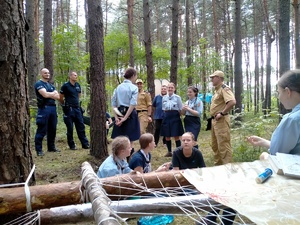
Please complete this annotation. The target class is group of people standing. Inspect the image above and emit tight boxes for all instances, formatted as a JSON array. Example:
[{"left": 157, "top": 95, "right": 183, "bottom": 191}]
[
  {"left": 34, "top": 68, "right": 89, "bottom": 156},
  {"left": 34, "top": 65, "right": 300, "bottom": 224}
]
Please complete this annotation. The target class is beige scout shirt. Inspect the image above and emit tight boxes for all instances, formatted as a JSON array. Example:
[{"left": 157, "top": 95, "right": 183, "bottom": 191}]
[
  {"left": 136, "top": 90, "right": 152, "bottom": 111},
  {"left": 210, "top": 83, "right": 235, "bottom": 116}
]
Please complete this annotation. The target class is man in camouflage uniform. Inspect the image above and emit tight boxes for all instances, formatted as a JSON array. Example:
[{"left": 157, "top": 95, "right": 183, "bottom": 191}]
[
  {"left": 136, "top": 79, "right": 152, "bottom": 134},
  {"left": 209, "top": 70, "right": 236, "bottom": 166}
]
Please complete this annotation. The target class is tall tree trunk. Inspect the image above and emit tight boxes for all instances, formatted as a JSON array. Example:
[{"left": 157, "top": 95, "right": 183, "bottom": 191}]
[
  {"left": 186, "top": 0, "right": 192, "bottom": 86},
  {"left": 234, "top": 0, "right": 242, "bottom": 114},
  {"left": 26, "top": 0, "right": 39, "bottom": 105},
  {"left": 87, "top": 0, "right": 108, "bottom": 159},
  {"left": 44, "top": 0, "right": 54, "bottom": 82},
  {"left": 84, "top": 0, "right": 90, "bottom": 84},
  {"left": 260, "top": 31, "right": 264, "bottom": 108},
  {"left": 253, "top": 0, "right": 259, "bottom": 114},
  {"left": 170, "top": 0, "right": 179, "bottom": 85},
  {"left": 263, "top": 0, "right": 275, "bottom": 113},
  {"left": 127, "top": 0, "right": 135, "bottom": 67},
  {"left": 104, "top": 0, "right": 108, "bottom": 36},
  {"left": 293, "top": 0, "right": 300, "bottom": 68},
  {"left": 143, "top": 0, "right": 155, "bottom": 133},
  {"left": 279, "top": 0, "right": 290, "bottom": 115},
  {"left": 212, "top": 0, "right": 220, "bottom": 53},
  {"left": 0, "top": 0, "right": 33, "bottom": 185}
]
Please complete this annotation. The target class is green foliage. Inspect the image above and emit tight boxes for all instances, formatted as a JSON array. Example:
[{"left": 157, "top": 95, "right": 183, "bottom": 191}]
[
  {"left": 231, "top": 111, "right": 279, "bottom": 162},
  {"left": 52, "top": 24, "right": 89, "bottom": 82}
]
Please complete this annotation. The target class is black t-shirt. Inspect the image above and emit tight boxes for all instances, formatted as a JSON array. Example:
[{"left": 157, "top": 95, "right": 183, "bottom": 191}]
[
  {"left": 172, "top": 146, "right": 206, "bottom": 170},
  {"left": 60, "top": 81, "right": 81, "bottom": 107},
  {"left": 34, "top": 80, "right": 56, "bottom": 107}
]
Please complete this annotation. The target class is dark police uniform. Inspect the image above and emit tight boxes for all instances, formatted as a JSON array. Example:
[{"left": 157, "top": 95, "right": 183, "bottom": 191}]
[
  {"left": 34, "top": 80, "right": 58, "bottom": 155},
  {"left": 60, "top": 81, "right": 89, "bottom": 149}
]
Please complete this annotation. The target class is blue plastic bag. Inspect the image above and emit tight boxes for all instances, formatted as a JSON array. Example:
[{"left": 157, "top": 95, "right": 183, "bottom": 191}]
[{"left": 137, "top": 215, "right": 174, "bottom": 225}]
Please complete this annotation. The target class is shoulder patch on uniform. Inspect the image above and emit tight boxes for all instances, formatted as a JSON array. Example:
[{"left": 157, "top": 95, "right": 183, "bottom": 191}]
[{"left": 222, "top": 84, "right": 231, "bottom": 92}]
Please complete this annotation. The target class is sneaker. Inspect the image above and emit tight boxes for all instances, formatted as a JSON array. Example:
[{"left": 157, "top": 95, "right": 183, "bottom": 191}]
[
  {"left": 37, "top": 151, "right": 44, "bottom": 156},
  {"left": 70, "top": 145, "right": 77, "bottom": 150},
  {"left": 164, "top": 152, "right": 172, "bottom": 157},
  {"left": 48, "top": 148, "right": 61, "bottom": 152},
  {"left": 82, "top": 144, "right": 90, "bottom": 149}
]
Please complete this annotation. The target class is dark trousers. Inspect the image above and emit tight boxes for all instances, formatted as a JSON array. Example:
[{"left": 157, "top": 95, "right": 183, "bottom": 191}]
[
  {"left": 63, "top": 107, "right": 89, "bottom": 148},
  {"left": 35, "top": 106, "right": 57, "bottom": 152},
  {"left": 154, "top": 119, "right": 166, "bottom": 145}
]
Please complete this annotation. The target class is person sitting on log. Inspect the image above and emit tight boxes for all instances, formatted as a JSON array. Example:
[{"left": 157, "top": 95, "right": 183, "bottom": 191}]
[
  {"left": 97, "top": 136, "right": 133, "bottom": 178},
  {"left": 129, "top": 133, "right": 171, "bottom": 173},
  {"left": 172, "top": 132, "right": 206, "bottom": 170}
]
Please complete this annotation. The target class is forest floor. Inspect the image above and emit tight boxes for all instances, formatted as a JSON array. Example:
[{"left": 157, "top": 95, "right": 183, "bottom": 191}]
[{"left": 32, "top": 113, "right": 274, "bottom": 225}]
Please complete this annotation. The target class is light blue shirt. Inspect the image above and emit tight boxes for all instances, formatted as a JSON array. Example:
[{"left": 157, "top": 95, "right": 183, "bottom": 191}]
[
  {"left": 184, "top": 97, "right": 203, "bottom": 117},
  {"left": 162, "top": 94, "right": 183, "bottom": 111},
  {"left": 112, "top": 79, "right": 138, "bottom": 107},
  {"left": 97, "top": 155, "right": 132, "bottom": 178},
  {"left": 269, "top": 103, "right": 300, "bottom": 155}
]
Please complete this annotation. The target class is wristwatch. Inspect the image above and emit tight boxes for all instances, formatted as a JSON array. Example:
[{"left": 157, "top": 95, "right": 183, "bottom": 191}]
[{"left": 220, "top": 112, "right": 228, "bottom": 116}]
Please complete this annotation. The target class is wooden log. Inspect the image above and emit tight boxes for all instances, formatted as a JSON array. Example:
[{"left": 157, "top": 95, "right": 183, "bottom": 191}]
[
  {"left": 40, "top": 195, "right": 219, "bottom": 224},
  {"left": 81, "top": 161, "right": 119, "bottom": 225},
  {"left": 0, "top": 163, "right": 191, "bottom": 215}
]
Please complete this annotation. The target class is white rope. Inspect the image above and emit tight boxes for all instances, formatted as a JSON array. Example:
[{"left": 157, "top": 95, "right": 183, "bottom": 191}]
[
  {"left": 0, "top": 164, "right": 36, "bottom": 213},
  {"left": 98, "top": 216, "right": 120, "bottom": 225}
]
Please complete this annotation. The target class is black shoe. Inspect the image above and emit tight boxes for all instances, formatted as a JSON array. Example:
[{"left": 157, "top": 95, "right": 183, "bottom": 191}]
[
  {"left": 48, "top": 148, "right": 61, "bottom": 152},
  {"left": 70, "top": 145, "right": 77, "bottom": 150},
  {"left": 37, "top": 151, "right": 44, "bottom": 156},
  {"left": 82, "top": 144, "right": 90, "bottom": 149}
]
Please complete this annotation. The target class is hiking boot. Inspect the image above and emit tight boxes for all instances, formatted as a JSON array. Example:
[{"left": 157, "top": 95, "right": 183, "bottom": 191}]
[
  {"left": 37, "top": 151, "right": 44, "bottom": 156},
  {"left": 82, "top": 144, "right": 90, "bottom": 149},
  {"left": 48, "top": 148, "right": 61, "bottom": 152},
  {"left": 70, "top": 145, "right": 77, "bottom": 150},
  {"left": 164, "top": 152, "right": 172, "bottom": 157}
]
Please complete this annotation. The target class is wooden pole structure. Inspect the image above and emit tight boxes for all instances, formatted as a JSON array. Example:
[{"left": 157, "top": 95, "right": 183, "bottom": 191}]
[
  {"left": 0, "top": 162, "right": 191, "bottom": 215},
  {"left": 81, "top": 161, "right": 120, "bottom": 225},
  {"left": 40, "top": 195, "right": 218, "bottom": 224}
]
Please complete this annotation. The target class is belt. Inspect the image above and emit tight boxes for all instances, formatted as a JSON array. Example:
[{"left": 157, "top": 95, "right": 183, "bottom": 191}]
[
  {"left": 136, "top": 110, "right": 147, "bottom": 113},
  {"left": 165, "top": 110, "right": 178, "bottom": 112}
]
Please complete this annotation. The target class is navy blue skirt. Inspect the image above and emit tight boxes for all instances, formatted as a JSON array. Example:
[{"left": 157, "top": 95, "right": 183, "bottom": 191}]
[
  {"left": 111, "top": 109, "right": 140, "bottom": 141},
  {"left": 160, "top": 111, "right": 184, "bottom": 137},
  {"left": 184, "top": 115, "right": 201, "bottom": 141}
]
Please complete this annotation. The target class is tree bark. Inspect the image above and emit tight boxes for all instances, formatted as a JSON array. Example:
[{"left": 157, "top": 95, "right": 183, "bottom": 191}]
[
  {"left": 0, "top": 0, "right": 33, "bottom": 185},
  {"left": 26, "top": 0, "right": 39, "bottom": 105},
  {"left": 170, "top": 0, "right": 179, "bottom": 85},
  {"left": 87, "top": 0, "right": 108, "bottom": 158},
  {"left": 279, "top": 0, "right": 290, "bottom": 115},
  {"left": 234, "top": 0, "right": 242, "bottom": 114},
  {"left": 293, "top": 0, "right": 300, "bottom": 68},
  {"left": 186, "top": 0, "right": 192, "bottom": 86},
  {"left": 127, "top": 0, "right": 135, "bottom": 67},
  {"left": 0, "top": 169, "right": 190, "bottom": 215},
  {"left": 143, "top": 0, "right": 155, "bottom": 133},
  {"left": 44, "top": 0, "right": 54, "bottom": 82},
  {"left": 263, "top": 0, "right": 275, "bottom": 113}
]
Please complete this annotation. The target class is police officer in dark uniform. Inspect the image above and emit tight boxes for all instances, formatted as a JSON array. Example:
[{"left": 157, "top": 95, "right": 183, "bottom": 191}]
[
  {"left": 34, "top": 68, "right": 61, "bottom": 156},
  {"left": 59, "top": 71, "right": 89, "bottom": 150}
]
